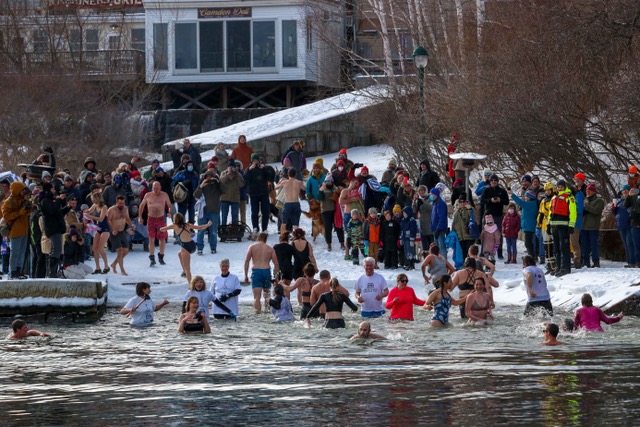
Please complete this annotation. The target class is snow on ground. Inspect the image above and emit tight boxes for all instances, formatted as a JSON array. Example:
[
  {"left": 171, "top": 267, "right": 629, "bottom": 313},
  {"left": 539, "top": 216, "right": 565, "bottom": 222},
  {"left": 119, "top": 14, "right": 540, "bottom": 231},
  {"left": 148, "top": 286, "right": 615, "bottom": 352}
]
[{"left": 101, "top": 144, "right": 640, "bottom": 314}]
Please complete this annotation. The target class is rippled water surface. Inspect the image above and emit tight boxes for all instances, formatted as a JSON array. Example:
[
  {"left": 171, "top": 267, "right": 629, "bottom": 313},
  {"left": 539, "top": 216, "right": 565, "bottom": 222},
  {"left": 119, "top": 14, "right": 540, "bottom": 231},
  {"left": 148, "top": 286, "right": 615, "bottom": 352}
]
[{"left": 2, "top": 304, "right": 640, "bottom": 426}]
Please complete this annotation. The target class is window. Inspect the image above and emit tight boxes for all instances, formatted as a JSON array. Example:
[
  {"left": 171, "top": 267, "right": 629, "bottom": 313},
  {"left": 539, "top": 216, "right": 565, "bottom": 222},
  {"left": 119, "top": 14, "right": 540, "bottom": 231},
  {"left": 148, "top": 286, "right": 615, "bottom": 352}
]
[
  {"left": 33, "top": 29, "right": 49, "bottom": 53},
  {"left": 226, "top": 20, "right": 250, "bottom": 71},
  {"left": 199, "top": 21, "right": 223, "bottom": 72},
  {"left": 131, "top": 28, "right": 145, "bottom": 51},
  {"left": 69, "top": 29, "right": 81, "bottom": 52},
  {"left": 252, "top": 21, "right": 275, "bottom": 68},
  {"left": 85, "top": 29, "right": 99, "bottom": 51},
  {"left": 175, "top": 23, "right": 197, "bottom": 70},
  {"left": 282, "top": 20, "right": 297, "bottom": 68},
  {"left": 108, "top": 35, "right": 121, "bottom": 50},
  {"left": 153, "top": 23, "right": 168, "bottom": 70},
  {"left": 306, "top": 17, "right": 312, "bottom": 50}
]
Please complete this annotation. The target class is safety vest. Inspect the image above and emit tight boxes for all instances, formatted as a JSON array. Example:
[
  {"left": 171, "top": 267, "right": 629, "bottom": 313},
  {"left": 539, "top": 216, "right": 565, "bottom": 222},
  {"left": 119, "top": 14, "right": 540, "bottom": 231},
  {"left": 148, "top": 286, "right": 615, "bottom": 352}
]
[{"left": 549, "top": 190, "right": 577, "bottom": 227}]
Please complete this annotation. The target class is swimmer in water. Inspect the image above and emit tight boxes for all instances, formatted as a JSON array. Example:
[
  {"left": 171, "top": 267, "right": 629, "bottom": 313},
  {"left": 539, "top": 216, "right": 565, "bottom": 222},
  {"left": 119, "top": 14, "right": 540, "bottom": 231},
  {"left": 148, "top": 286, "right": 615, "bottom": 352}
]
[
  {"left": 179, "top": 296, "right": 211, "bottom": 334},
  {"left": 7, "top": 319, "right": 50, "bottom": 340},
  {"left": 423, "top": 275, "right": 467, "bottom": 327},
  {"left": 350, "top": 321, "right": 386, "bottom": 340},
  {"left": 540, "top": 323, "right": 565, "bottom": 346},
  {"left": 465, "top": 277, "right": 494, "bottom": 325},
  {"left": 306, "top": 278, "right": 358, "bottom": 329}
]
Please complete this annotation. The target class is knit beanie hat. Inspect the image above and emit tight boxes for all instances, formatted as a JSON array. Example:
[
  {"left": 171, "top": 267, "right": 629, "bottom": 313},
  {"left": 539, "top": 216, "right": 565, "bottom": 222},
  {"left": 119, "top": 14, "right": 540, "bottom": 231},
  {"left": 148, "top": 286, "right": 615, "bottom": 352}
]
[{"left": 393, "top": 204, "right": 402, "bottom": 215}]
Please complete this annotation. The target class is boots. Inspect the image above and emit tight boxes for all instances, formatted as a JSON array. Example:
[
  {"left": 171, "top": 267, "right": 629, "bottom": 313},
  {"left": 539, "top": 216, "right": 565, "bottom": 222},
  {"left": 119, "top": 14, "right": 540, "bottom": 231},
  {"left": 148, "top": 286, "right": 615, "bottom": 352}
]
[
  {"left": 47, "top": 257, "right": 59, "bottom": 278},
  {"left": 327, "top": 243, "right": 332, "bottom": 252},
  {"left": 593, "top": 260, "right": 600, "bottom": 268},
  {"left": 149, "top": 255, "right": 156, "bottom": 267},
  {"left": 539, "top": 256, "right": 545, "bottom": 265},
  {"left": 158, "top": 253, "right": 166, "bottom": 265}
]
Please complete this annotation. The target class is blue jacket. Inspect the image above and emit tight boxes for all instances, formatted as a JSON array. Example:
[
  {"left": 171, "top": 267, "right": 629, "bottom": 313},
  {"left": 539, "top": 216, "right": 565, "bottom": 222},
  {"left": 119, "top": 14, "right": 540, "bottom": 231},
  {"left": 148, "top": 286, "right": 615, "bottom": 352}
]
[
  {"left": 400, "top": 206, "right": 418, "bottom": 240},
  {"left": 306, "top": 173, "right": 326, "bottom": 201},
  {"left": 172, "top": 170, "right": 199, "bottom": 203},
  {"left": 431, "top": 197, "right": 448, "bottom": 234},
  {"left": 510, "top": 194, "right": 538, "bottom": 232},
  {"left": 574, "top": 187, "right": 585, "bottom": 229},
  {"left": 445, "top": 230, "right": 464, "bottom": 269},
  {"left": 612, "top": 198, "right": 631, "bottom": 231},
  {"left": 475, "top": 179, "right": 489, "bottom": 197}
]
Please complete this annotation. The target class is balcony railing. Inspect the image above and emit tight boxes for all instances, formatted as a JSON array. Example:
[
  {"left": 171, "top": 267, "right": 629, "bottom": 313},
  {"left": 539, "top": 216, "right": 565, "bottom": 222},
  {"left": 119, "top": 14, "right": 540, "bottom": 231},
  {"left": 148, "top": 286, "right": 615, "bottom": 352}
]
[{"left": 0, "top": 50, "right": 145, "bottom": 79}]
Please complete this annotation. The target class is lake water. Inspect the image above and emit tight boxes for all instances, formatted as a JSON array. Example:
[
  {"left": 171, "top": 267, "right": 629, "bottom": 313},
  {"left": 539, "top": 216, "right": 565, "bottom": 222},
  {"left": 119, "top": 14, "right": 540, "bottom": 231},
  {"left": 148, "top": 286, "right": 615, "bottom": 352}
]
[{"left": 2, "top": 302, "right": 640, "bottom": 426}]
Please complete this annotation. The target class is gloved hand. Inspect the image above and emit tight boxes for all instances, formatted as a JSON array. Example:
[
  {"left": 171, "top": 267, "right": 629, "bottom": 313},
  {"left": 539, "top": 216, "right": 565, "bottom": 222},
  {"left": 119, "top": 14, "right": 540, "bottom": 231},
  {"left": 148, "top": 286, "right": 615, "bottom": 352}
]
[
  {"left": 354, "top": 162, "right": 364, "bottom": 169},
  {"left": 219, "top": 293, "right": 229, "bottom": 302},
  {"left": 569, "top": 227, "right": 574, "bottom": 235}
]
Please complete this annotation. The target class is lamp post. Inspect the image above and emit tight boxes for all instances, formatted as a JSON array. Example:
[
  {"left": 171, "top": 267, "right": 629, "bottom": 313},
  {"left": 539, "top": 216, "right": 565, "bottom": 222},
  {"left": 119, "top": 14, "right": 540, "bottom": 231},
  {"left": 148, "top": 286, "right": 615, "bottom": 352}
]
[{"left": 412, "top": 45, "right": 429, "bottom": 159}]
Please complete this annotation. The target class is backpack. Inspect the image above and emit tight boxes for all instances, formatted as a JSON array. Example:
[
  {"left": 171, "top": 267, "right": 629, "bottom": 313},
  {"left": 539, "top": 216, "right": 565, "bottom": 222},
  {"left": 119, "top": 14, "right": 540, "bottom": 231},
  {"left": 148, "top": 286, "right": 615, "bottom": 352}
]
[
  {"left": 173, "top": 182, "right": 188, "bottom": 203},
  {"left": 468, "top": 208, "right": 480, "bottom": 239},
  {"left": 0, "top": 217, "right": 11, "bottom": 237}
]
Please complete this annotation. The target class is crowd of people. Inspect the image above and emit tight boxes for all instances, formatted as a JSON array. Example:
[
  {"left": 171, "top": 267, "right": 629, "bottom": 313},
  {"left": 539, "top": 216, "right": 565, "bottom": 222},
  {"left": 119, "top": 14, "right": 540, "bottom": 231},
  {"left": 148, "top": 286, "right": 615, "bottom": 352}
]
[{"left": 1, "top": 138, "right": 635, "bottom": 340}]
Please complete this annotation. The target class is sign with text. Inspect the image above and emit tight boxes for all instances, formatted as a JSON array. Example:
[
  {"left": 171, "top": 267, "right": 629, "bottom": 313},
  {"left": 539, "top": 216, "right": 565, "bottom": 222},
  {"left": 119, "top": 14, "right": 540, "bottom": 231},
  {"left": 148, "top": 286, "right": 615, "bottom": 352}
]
[
  {"left": 198, "top": 7, "right": 252, "bottom": 19},
  {"left": 48, "top": 0, "right": 143, "bottom": 8}
]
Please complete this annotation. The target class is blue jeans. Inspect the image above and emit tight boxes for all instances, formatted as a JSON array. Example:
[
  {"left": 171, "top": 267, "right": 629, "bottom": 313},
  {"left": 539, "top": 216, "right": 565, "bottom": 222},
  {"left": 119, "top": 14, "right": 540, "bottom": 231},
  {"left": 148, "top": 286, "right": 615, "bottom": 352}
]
[
  {"left": 130, "top": 218, "right": 149, "bottom": 246},
  {"left": 506, "top": 237, "right": 517, "bottom": 256},
  {"left": 435, "top": 232, "right": 446, "bottom": 260},
  {"left": 401, "top": 237, "right": 414, "bottom": 262},
  {"left": 535, "top": 228, "right": 544, "bottom": 257},
  {"left": 220, "top": 201, "right": 239, "bottom": 225},
  {"left": 250, "top": 193, "right": 271, "bottom": 232},
  {"left": 619, "top": 228, "right": 636, "bottom": 265},
  {"left": 197, "top": 212, "right": 219, "bottom": 251},
  {"left": 631, "top": 227, "right": 640, "bottom": 265},
  {"left": 580, "top": 229, "right": 600, "bottom": 266},
  {"left": 9, "top": 235, "right": 28, "bottom": 276}
]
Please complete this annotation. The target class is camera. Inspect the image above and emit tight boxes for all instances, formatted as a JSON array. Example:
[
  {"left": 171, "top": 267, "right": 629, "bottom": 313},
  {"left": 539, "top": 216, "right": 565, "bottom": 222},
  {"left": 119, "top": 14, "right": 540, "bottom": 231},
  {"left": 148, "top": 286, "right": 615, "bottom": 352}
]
[{"left": 231, "top": 166, "right": 238, "bottom": 173}]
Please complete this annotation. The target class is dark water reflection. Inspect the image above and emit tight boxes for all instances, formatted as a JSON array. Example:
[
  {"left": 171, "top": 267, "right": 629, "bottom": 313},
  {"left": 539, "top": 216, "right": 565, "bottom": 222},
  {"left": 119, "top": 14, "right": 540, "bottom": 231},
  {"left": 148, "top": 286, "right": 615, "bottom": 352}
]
[{"left": 1, "top": 305, "right": 640, "bottom": 426}]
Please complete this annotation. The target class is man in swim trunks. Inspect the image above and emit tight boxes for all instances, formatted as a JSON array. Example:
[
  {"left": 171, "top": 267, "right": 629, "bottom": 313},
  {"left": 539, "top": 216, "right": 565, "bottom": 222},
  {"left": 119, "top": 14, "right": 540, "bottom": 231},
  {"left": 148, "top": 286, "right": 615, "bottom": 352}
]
[
  {"left": 244, "top": 232, "right": 280, "bottom": 314},
  {"left": 354, "top": 257, "right": 389, "bottom": 318},
  {"left": 274, "top": 168, "right": 306, "bottom": 234},
  {"left": 350, "top": 321, "right": 386, "bottom": 340},
  {"left": 139, "top": 181, "right": 172, "bottom": 267},
  {"left": 108, "top": 195, "right": 135, "bottom": 276}
]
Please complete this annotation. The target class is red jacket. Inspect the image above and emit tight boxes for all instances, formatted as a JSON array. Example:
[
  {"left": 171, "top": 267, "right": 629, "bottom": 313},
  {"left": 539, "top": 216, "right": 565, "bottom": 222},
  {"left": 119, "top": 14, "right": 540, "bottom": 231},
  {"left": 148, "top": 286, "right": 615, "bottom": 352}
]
[
  {"left": 502, "top": 212, "right": 521, "bottom": 239},
  {"left": 385, "top": 286, "right": 426, "bottom": 320}
]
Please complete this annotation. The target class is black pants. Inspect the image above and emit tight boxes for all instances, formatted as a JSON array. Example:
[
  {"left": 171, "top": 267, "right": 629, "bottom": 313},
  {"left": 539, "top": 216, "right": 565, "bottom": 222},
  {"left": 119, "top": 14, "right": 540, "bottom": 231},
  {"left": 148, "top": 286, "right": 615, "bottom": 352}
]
[
  {"left": 250, "top": 193, "right": 271, "bottom": 232},
  {"left": 383, "top": 244, "right": 398, "bottom": 268},
  {"left": 321, "top": 210, "right": 344, "bottom": 245},
  {"left": 524, "top": 299, "right": 553, "bottom": 316},
  {"left": 523, "top": 231, "right": 535, "bottom": 258},
  {"left": 552, "top": 225, "right": 571, "bottom": 272}
]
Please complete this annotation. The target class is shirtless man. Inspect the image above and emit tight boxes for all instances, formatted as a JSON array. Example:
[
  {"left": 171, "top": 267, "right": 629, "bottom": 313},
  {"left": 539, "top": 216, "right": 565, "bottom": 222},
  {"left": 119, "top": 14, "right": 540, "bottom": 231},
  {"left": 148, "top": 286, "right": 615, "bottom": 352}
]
[
  {"left": 7, "top": 319, "right": 49, "bottom": 339},
  {"left": 244, "top": 232, "right": 280, "bottom": 314},
  {"left": 309, "top": 270, "right": 349, "bottom": 318},
  {"left": 350, "top": 321, "right": 386, "bottom": 340},
  {"left": 139, "top": 181, "right": 172, "bottom": 267},
  {"left": 108, "top": 195, "right": 135, "bottom": 275},
  {"left": 275, "top": 168, "right": 305, "bottom": 234},
  {"left": 540, "top": 323, "right": 565, "bottom": 346}
]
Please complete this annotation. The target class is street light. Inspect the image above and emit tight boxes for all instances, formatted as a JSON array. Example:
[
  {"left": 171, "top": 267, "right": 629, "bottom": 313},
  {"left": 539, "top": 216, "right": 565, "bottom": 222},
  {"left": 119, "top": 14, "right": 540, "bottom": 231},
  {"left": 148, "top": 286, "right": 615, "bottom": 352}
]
[{"left": 412, "top": 45, "right": 429, "bottom": 158}]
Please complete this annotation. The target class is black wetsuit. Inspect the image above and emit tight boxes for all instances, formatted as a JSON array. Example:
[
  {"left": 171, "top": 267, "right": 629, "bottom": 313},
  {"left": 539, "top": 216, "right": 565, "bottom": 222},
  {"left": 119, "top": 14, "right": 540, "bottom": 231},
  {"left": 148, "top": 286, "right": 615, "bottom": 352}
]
[{"left": 306, "top": 291, "right": 358, "bottom": 329}]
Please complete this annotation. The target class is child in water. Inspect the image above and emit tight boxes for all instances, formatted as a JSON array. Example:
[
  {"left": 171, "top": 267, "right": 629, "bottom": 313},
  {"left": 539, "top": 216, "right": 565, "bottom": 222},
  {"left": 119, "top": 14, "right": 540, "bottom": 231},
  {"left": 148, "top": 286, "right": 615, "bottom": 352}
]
[{"left": 269, "top": 283, "right": 295, "bottom": 322}]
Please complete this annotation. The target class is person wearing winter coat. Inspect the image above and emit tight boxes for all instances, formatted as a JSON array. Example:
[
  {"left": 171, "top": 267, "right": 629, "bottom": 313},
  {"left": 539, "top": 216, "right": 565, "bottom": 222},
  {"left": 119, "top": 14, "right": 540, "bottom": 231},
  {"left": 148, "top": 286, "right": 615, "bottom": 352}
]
[
  {"left": 612, "top": 184, "right": 635, "bottom": 268},
  {"left": 318, "top": 175, "right": 344, "bottom": 251},
  {"left": 194, "top": 170, "right": 222, "bottom": 254},
  {"left": 509, "top": 189, "right": 539, "bottom": 258},
  {"left": 219, "top": 159, "right": 245, "bottom": 226},
  {"left": 284, "top": 140, "right": 306, "bottom": 181},
  {"left": 103, "top": 173, "right": 132, "bottom": 208},
  {"left": 306, "top": 160, "right": 326, "bottom": 201},
  {"left": 363, "top": 208, "right": 381, "bottom": 268},
  {"left": 244, "top": 154, "right": 274, "bottom": 233},
  {"left": 230, "top": 134, "right": 253, "bottom": 173},
  {"left": 451, "top": 178, "right": 475, "bottom": 208},
  {"left": 418, "top": 159, "right": 440, "bottom": 191},
  {"left": 430, "top": 187, "right": 448, "bottom": 257},
  {"left": 412, "top": 185, "right": 433, "bottom": 252},
  {"left": 395, "top": 179, "right": 415, "bottom": 209},
  {"left": 479, "top": 174, "right": 509, "bottom": 259},
  {"left": 40, "top": 182, "right": 72, "bottom": 278},
  {"left": 400, "top": 206, "right": 418, "bottom": 270},
  {"left": 502, "top": 203, "right": 521, "bottom": 264},
  {"left": 380, "top": 210, "right": 401, "bottom": 269},
  {"left": 346, "top": 209, "right": 365, "bottom": 265},
  {"left": 62, "top": 227, "right": 93, "bottom": 279},
  {"left": 538, "top": 182, "right": 556, "bottom": 273},
  {"left": 479, "top": 215, "right": 502, "bottom": 261},
  {"left": 172, "top": 160, "right": 200, "bottom": 224},
  {"left": 571, "top": 172, "right": 587, "bottom": 268},
  {"left": 2, "top": 181, "right": 32, "bottom": 279},
  {"left": 474, "top": 168, "right": 492, "bottom": 197},
  {"left": 581, "top": 183, "right": 605, "bottom": 268},
  {"left": 451, "top": 194, "right": 476, "bottom": 260}
]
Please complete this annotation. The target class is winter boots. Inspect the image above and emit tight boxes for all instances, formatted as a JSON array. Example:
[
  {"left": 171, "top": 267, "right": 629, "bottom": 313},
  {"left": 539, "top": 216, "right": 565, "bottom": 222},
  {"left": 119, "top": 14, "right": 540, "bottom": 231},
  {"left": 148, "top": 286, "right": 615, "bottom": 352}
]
[
  {"left": 149, "top": 255, "right": 156, "bottom": 267},
  {"left": 158, "top": 253, "right": 166, "bottom": 265}
]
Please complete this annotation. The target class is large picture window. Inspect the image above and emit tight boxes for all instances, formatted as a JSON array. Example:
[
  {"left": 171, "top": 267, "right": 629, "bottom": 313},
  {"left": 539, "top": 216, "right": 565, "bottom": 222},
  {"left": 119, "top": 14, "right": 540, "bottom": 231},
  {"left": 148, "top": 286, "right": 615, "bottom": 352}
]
[
  {"left": 252, "top": 21, "right": 275, "bottom": 68},
  {"left": 200, "top": 21, "right": 223, "bottom": 72},
  {"left": 131, "top": 28, "right": 145, "bottom": 51},
  {"left": 153, "top": 23, "right": 168, "bottom": 70},
  {"left": 226, "top": 20, "right": 250, "bottom": 72},
  {"left": 175, "top": 23, "right": 197, "bottom": 70},
  {"left": 282, "top": 20, "right": 297, "bottom": 68}
]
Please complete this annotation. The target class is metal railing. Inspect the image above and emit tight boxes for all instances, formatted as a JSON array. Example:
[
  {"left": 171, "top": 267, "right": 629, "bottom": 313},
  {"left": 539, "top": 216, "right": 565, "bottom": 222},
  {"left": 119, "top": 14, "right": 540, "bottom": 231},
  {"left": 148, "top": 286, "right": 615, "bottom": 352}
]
[{"left": 0, "top": 50, "right": 145, "bottom": 78}]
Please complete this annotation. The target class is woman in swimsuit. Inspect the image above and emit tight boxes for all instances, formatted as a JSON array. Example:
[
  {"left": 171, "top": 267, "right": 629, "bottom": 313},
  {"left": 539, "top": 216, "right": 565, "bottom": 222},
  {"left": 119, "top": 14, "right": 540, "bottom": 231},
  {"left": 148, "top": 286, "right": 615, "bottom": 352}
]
[
  {"left": 465, "top": 277, "right": 494, "bottom": 325},
  {"left": 306, "top": 278, "right": 358, "bottom": 329},
  {"left": 85, "top": 193, "right": 110, "bottom": 274},
  {"left": 424, "top": 275, "right": 467, "bottom": 327},
  {"left": 291, "top": 228, "right": 317, "bottom": 279},
  {"left": 283, "top": 263, "right": 319, "bottom": 319},
  {"left": 179, "top": 296, "right": 211, "bottom": 334},
  {"left": 160, "top": 213, "right": 211, "bottom": 284},
  {"left": 451, "top": 257, "right": 494, "bottom": 318}
]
